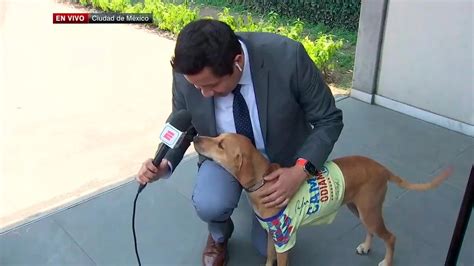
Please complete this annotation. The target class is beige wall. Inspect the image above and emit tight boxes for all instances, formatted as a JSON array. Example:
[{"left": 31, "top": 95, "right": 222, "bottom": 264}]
[{"left": 377, "top": 0, "right": 473, "bottom": 125}]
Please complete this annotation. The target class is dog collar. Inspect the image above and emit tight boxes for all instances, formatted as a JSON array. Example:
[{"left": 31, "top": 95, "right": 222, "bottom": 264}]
[
  {"left": 244, "top": 178, "right": 265, "bottom": 193},
  {"left": 244, "top": 165, "right": 272, "bottom": 193}
]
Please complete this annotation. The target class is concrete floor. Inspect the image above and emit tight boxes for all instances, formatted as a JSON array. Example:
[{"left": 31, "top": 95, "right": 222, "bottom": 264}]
[
  {"left": 1, "top": 1, "right": 473, "bottom": 265},
  {"left": 1, "top": 97, "right": 473, "bottom": 265}
]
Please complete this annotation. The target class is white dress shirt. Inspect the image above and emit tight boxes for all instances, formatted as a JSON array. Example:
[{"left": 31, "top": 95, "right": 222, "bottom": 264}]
[{"left": 214, "top": 40, "right": 267, "bottom": 157}]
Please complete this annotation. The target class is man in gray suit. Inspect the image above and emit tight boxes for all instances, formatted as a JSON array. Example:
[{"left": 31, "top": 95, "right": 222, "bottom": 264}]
[{"left": 137, "top": 19, "right": 343, "bottom": 266}]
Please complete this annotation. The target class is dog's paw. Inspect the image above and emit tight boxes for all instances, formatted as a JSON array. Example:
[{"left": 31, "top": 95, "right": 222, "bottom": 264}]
[
  {"left": 378, "top": 259, "right": 388, "bottom": 266},
  {"left": 355, "top": 243, "right": 370, "bottom": 255}
]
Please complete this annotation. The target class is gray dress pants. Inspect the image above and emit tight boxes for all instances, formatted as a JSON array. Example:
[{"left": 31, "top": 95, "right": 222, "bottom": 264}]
[{"left": 192, "top": 159, "right": 267, "bottom": 256}]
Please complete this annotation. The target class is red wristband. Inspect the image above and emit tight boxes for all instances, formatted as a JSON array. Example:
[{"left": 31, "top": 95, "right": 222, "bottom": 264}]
[{"left": 296, "top": 158, "right": 308, "bottom": 167}]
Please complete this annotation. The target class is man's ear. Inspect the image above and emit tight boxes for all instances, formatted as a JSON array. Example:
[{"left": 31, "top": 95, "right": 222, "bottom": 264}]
[
  {"left": 234, "top": 53, "right": 243, "bottom": 63},
  {"left": 234, "top": 54, "right": 243, "bottom": 71}
]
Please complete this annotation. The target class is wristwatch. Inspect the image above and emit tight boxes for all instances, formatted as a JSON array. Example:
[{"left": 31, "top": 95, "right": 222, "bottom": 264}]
[{"left": 296, "top": 158, "right": 317, "bottom": 176}]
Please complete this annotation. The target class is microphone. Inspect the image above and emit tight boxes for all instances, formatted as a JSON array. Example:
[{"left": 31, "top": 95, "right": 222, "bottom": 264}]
[
  {"left": 138, "top": 110, "right": 193, "bottom": 193},
  {"left": 132, "top": 111, "right": 195, "bottom": 266}
]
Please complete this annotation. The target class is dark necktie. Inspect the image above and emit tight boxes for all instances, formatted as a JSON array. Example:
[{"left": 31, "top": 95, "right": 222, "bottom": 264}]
[{"left": 233, "top": 84, "right": 255, "bottom": 146}]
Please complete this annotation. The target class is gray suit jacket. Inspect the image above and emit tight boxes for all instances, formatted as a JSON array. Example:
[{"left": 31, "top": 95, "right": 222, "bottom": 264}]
[{"left": 165, "top": 32, "right": 343, "bottom": 170}]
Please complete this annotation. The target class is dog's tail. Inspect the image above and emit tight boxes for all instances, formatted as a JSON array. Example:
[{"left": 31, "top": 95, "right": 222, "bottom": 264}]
[{"left": 388, "top": 166, "right": 453, "bottom": 191}]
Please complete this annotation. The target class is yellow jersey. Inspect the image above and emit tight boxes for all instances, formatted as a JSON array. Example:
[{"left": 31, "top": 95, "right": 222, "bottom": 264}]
[{"left": 256, "top": 161, "right": 345, "bottom": 253}]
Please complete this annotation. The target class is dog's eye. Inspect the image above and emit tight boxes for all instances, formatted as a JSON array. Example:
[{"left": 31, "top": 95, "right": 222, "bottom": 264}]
[{"left": 218, "top": 140, "right": 223, "bottom": 149}]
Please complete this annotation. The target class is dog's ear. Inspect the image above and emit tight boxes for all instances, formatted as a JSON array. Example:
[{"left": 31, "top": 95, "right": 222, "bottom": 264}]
[
  {"left": 235, "top": 153, "right": 255, "bottom": 185},
  {"left": 234, "top": 153, "right": 243, "bottom": 171}
]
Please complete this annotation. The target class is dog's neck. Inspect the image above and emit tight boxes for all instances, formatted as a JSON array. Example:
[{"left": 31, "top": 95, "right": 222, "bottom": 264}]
[
  {"left": 239, "top": 151, "right": 270, "bottom": 191},
  {"left": 241, "top": 153, "right": 283, "bottom": 219},
  {"left": 243, "top": 166, "right": 271, "bottom": 193}
]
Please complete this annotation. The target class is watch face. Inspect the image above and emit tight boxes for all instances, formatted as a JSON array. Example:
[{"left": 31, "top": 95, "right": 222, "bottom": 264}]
[{"left": 305, "top": 162, "right": 317, "bottom": 176}]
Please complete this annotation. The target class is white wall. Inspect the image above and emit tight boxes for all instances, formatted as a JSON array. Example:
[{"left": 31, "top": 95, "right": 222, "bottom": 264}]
[{"left": 377, "top": 0, "right": 473, "bottom": 125}]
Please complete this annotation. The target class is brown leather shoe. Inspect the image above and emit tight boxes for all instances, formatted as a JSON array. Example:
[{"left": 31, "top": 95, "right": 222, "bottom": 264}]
[{"left": 202, "top": 234, "right": 228, "bottom": 266}]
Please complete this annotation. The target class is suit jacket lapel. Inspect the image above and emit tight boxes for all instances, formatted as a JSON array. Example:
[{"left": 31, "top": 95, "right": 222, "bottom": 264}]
[
  {"left": 188, "top": 85, "right": 217, "bottom": 137},
  {"left": 198, "top": 97, "right": 217, "bottom": 137},
  {"left": 204, "top": 97, "right": 217, "bottom": 136},
  {"left": 241, "top": 35, "right": 269, "bottom": 146}
]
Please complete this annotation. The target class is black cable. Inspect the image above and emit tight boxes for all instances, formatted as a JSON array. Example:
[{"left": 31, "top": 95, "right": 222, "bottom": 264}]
[
  {"left": 133, "top": 183, "right": 147, "bottom": 266},
  {"left": 131, "top": 125, "right": 196, "bottom": 266}
]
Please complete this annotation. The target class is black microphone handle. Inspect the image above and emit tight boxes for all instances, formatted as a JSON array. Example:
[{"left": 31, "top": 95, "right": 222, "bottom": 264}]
[
  {"left": 152, "top": 143, "right": 170, "bottom": 166},
  {"left": 138, "top": 143, "right": 170, "bottom": 192},
  {"left": 138, "top": 126, "right": 197, "bottom": 193}
]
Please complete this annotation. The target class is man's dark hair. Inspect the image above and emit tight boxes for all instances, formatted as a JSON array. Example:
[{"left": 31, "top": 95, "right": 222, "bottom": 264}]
[{"left": 171, "top": 19, "right": 242, "bottom": 77}]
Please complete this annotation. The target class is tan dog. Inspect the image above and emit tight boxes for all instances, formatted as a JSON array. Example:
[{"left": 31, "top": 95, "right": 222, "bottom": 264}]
[{"left": 193, "top": 133, "right": 452, "bottom": 266}]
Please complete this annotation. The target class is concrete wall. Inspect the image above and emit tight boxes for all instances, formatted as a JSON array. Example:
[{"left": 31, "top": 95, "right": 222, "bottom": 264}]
[
  {"left": 377, "top": 0, "right": 473, "bottom": 125},
  {"left": 352, "top": 0, "right": 387, "bottom": 99}
]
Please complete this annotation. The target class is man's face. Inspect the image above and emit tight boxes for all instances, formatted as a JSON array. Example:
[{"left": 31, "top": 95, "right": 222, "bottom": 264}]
[{"left": 184, "top": 57, "right": 243, "bottom": 97}]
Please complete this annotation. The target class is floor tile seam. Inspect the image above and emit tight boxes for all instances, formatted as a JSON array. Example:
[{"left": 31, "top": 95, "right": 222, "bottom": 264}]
[
  {"left": 0, "top": 177, "right": 135, "bottom": 235},
  {"left": 384, "top": 190, "right": 410, "bottom": 208},
  {"left": 366, "top": 146, "right": 456, "bottom": 184},
  {"left": 457, "top": 142, "right": 474, "bottom": 154},
  {"left": 428, "top": 143, "right": 473, "bottom": 175},
  {"left": 424, "top": 147, "right": 471, "bottom": 193},
  {"left": 333, "top": 222, "right": 363, "bottom": 242},
  {"left": 383, "top": 180, "right": 461, "bottom": 207},
  {"left": 161, "top": 179, "right": 195, "bottom": 203},
  {"left": 52, "top": 218, "right": 97, "bottom": 265},
  {"left": 443, "top": 180, "right": 468, "bottom": 193},
  {"left": 1, "top": 155, "right": 199, "bottom": 234}
]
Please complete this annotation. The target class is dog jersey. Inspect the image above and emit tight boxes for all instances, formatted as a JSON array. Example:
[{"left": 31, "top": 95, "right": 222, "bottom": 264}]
[{"left": 256, "top": 161, "right": 345, "bottom": 253}]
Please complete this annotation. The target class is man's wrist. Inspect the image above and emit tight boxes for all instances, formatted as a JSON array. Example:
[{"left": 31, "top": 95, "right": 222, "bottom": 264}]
[
  {"left": 293, "top": 163, "right": 310, "bottom": 181},
  {"left": 160, "top": 161, "right": 173, "bottom": 180},
  {"left": 298, "top": 168, "right": 310, "bottom": 181},
  {"left": 295, "top": 158, "right": 317, "bottom": 177}
]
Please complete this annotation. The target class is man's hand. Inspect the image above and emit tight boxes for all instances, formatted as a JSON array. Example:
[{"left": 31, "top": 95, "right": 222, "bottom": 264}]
[
  {"left": 255, "top": 165, "right": 308, "bottom": 208},
  {"left": 136, "top": 158, "right": 170, "bottom": 185}
]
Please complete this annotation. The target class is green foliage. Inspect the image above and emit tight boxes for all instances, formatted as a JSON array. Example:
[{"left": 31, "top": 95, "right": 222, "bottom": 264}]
[
  {"left": 217, "top": 8, "right": 342, "bottom": 76},
  {"left": 276, "top": 19, "right": 304, "bottom": 41},
  {"left": 142, "top": 0, "right": 165, "bottom": 27},
  {"left": 79, "top": 0, "right": 89, "bottom": 6},
  {"left": 159, "top": 3, "right": 198, "bottom": 34},
  {"left": 226, "top": 0, "right": 360, "bottom": 31},
  {"left": 108, "top": 0, "right": 131, "bottom": 12},
  {"left": 78, "top": 0, "right": 346, "bottom": 80},
  {"left": 96, "top": 0, "right": 111, "bottom": 11},
  {"left": 301, "top": 35, "right": 343, "bottom": 76},
  {"left": 123, "top": 2, "right": 144, "bottom": 13},
  {"left": 89, "top": 0, "right": 99, "bottom": 8},
  {"left": 141, "top": 0, "right": 198, "bottom": 33}
]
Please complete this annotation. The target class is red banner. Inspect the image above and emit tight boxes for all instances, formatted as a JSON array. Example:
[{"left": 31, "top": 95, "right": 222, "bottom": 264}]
[{"left": 53, "top": 13, "right": 89, "bottom": 24}]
